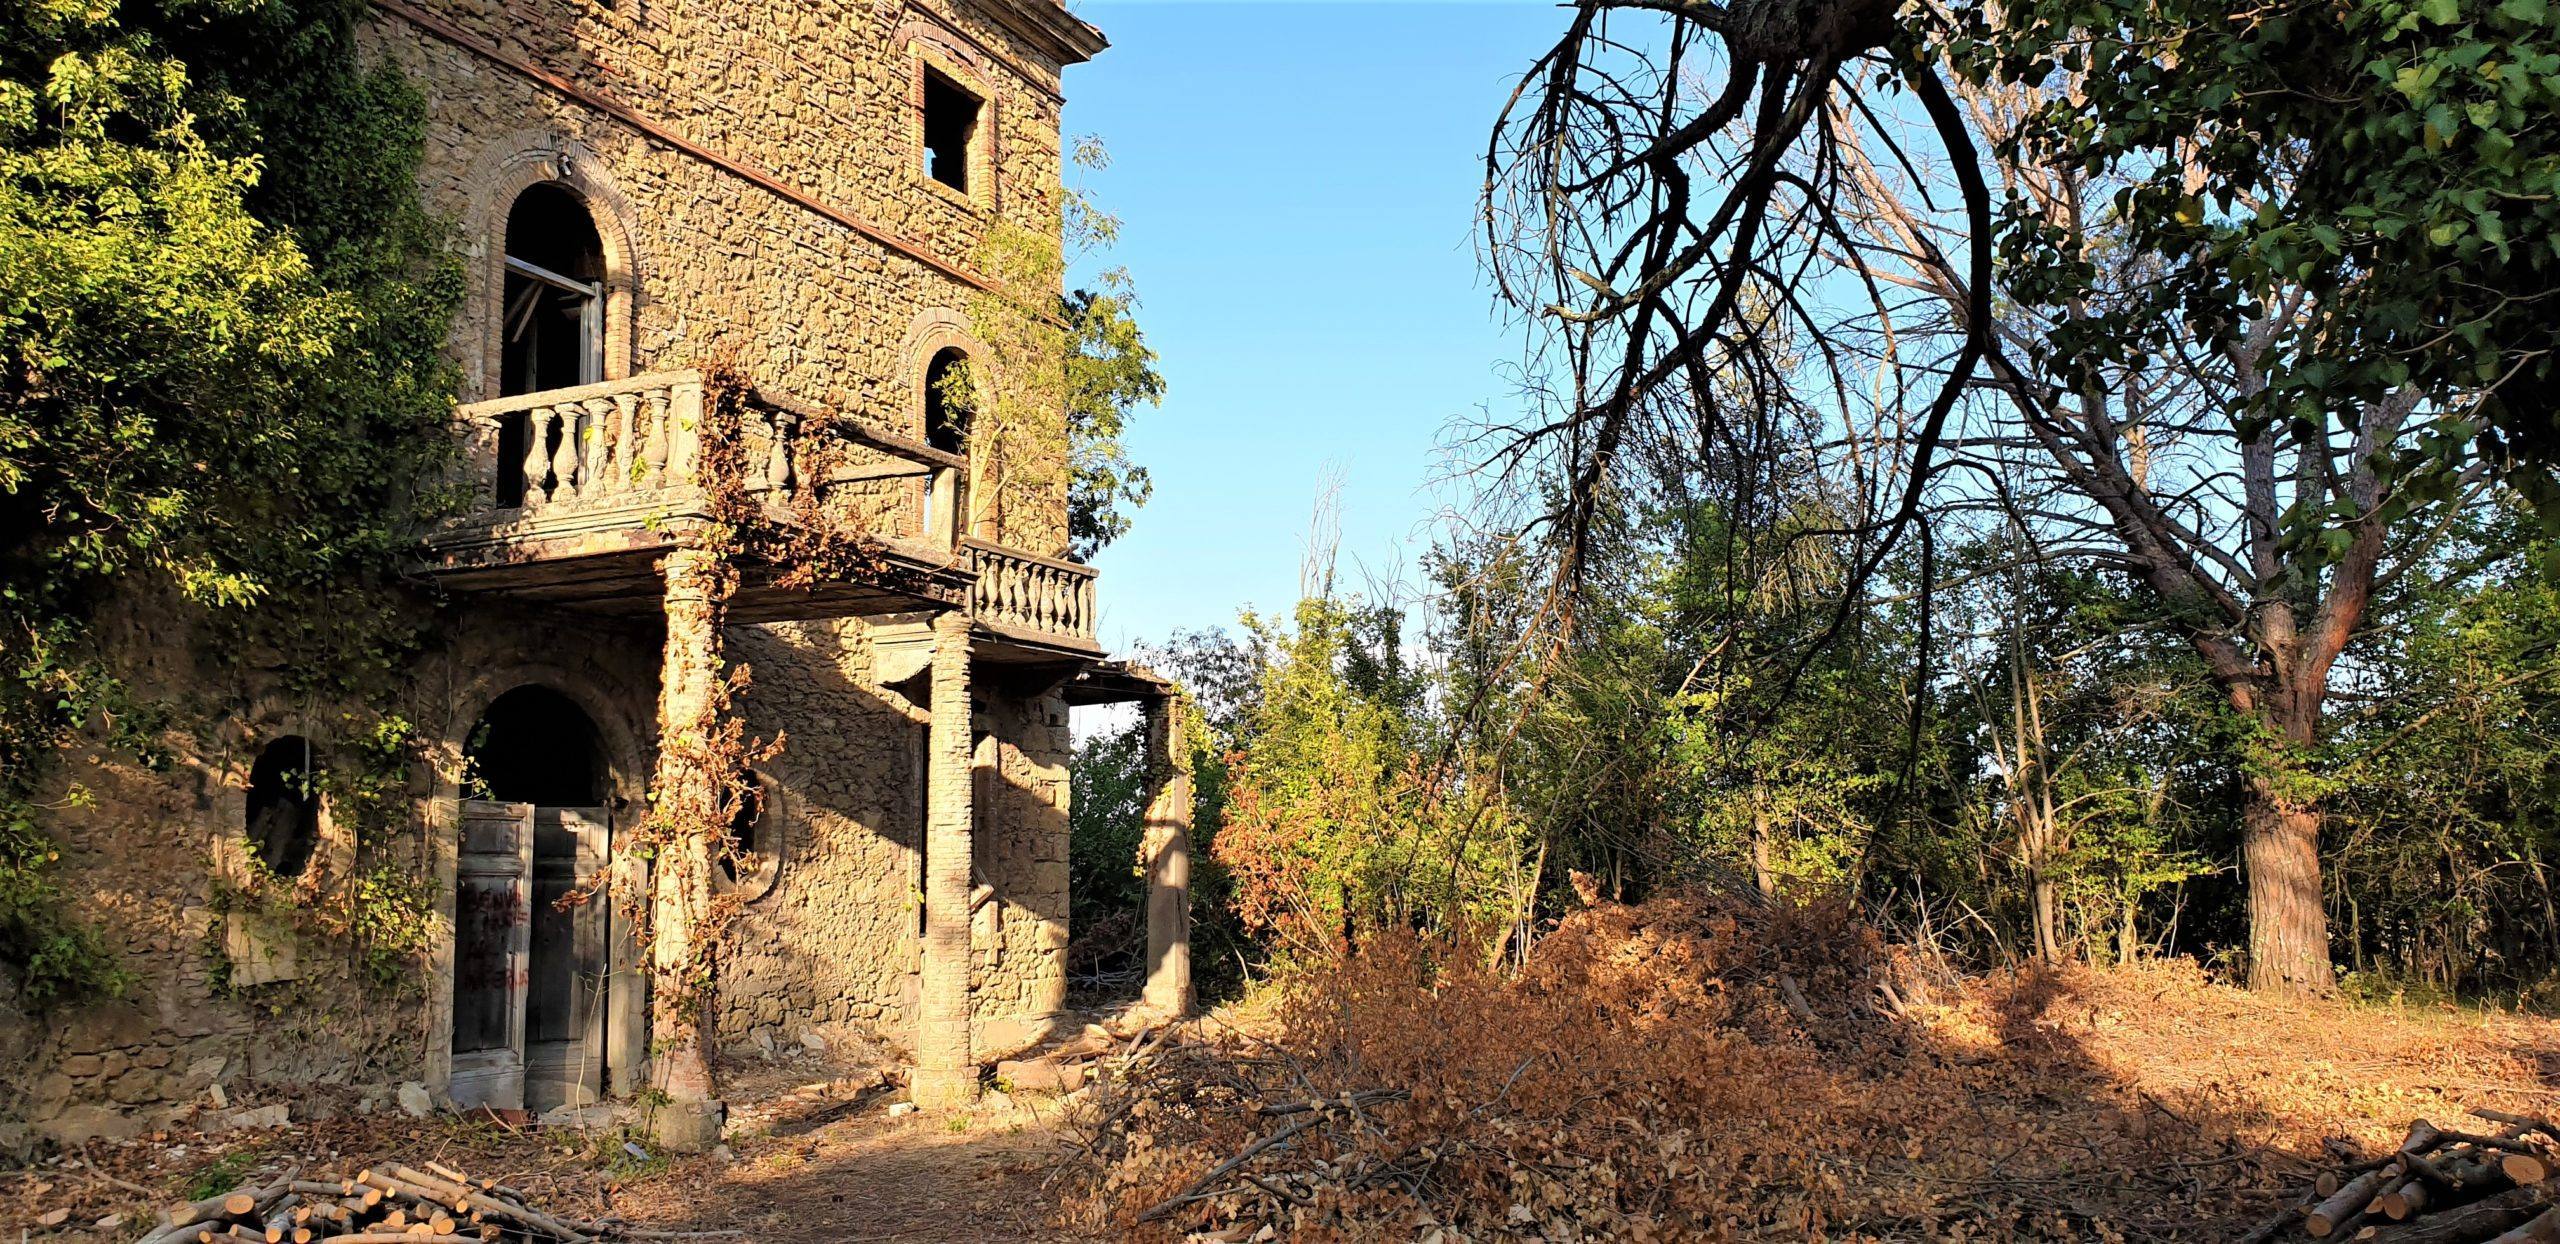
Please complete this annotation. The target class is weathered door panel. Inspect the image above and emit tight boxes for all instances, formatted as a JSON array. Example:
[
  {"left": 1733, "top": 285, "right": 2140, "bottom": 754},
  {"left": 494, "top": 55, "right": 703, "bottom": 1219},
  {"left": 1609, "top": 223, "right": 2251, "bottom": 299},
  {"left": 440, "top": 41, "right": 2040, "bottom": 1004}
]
[
  {"left": 451, "top": 800, "right": 534, "bottom": 1111},
  {"left": 527, "top": 806, "right": 610, "bottom": 1112}
]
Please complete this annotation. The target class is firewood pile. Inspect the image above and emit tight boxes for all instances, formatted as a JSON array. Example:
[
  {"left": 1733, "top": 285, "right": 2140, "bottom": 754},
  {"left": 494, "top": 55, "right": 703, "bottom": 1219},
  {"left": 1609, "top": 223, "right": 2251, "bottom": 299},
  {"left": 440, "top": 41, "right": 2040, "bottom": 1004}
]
[
  {"left": 130, "top": 1160, "right": 705, "bottom": 1244},
  {"left": 2244, "top": 1109, "right": 2560, "bottom": 1242}
]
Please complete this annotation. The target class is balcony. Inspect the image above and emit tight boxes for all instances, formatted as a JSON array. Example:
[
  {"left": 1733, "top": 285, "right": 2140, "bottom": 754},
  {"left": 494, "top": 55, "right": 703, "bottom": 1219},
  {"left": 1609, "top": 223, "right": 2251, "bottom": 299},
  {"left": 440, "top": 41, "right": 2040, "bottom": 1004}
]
[{"left": 417, "top": 371, "right": 1101, "bottom": 660}]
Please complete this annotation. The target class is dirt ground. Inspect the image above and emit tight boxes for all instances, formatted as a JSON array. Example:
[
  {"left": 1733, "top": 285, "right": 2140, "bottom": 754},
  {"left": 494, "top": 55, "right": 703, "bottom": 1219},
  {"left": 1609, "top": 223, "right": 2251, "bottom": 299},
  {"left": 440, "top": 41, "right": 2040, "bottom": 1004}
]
[
  {"left": 0, "top": 1042, "right": 1090, "bottom": 1244},
  {"left": 15, "top": 966, "right": 2560, "bottom": 1242}
]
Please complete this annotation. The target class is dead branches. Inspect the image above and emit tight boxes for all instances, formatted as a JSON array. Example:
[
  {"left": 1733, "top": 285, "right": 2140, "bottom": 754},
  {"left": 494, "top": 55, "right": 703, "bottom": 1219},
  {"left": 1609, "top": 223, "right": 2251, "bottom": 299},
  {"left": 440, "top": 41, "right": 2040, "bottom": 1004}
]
[
  {"left": 2247, "top": 1110, "right": 2560, "bottom": 1243},
  {"left": 128, "top": 1158, "right": 735, "bottom": 1244}
]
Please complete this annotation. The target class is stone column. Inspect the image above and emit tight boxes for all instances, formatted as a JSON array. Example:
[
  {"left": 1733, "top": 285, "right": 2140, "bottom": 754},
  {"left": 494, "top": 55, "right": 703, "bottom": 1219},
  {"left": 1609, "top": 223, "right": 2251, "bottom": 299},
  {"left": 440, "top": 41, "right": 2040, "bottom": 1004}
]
[
  {"left": 1141, "top": 695, "right": 1194, "bottom": 1017},
  {"left": 647, "top": 544, "right": 729, "bottom": 1150},
  {"left": 913, "top": 609, "right": 978, "bottom": 1109}
]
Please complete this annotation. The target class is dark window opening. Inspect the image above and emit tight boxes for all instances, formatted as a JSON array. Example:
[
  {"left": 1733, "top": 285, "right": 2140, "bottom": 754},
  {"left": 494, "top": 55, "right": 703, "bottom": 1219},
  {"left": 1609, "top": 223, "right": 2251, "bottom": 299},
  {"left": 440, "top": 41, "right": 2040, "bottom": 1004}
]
[
  {"left": 717, "top": 769, "right": 779, "bottom": 895},
  {"left": 923, "top": 348, "right": 971, "bottom": 454},
  {"left": 498, "top": 184, "right": 607, "bottom": 503},
  {"left": 923, "top": 348, "right": 973, "bottom": 539},
  {"left": 246, "top": 736, "right": 322, "bottom": 879},
  {"left": 465, "top": 685, "right": 604, "bottom": 807},
  {"left": 922, "top": 69, "right": 980, "bottom": 193}
]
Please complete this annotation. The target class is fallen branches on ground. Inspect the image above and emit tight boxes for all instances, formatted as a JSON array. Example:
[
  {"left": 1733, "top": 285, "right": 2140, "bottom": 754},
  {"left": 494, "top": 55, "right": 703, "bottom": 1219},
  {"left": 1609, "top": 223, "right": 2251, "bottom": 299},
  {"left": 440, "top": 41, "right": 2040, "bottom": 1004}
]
[
  {"left": 129, "top": 1158, "right": 739, "bottom": 1244},
  {"left": 1053, "top": 889, "right": 2560, "bottom": 1241}
]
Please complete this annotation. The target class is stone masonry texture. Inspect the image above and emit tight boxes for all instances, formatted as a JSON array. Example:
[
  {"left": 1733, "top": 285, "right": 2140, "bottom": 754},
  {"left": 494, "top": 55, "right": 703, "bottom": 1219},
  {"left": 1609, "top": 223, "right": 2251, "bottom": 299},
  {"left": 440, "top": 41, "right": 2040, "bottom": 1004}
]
[{"left": 0, "top": 0, "right": 1101, "bottom": 1147}]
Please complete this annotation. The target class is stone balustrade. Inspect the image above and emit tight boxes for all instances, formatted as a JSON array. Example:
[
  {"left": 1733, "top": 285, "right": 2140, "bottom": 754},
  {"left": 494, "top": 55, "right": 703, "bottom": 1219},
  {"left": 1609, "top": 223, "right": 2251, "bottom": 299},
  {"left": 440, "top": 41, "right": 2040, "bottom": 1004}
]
[
  {"left": 963, "top": 538, "right": 1098, "bottom": 647},
  {"left": 433, "top": 372, "right": 1099, "bottom": 651},
  {"left": 443, "top": 370, "right": 962, "bottom": 536}
]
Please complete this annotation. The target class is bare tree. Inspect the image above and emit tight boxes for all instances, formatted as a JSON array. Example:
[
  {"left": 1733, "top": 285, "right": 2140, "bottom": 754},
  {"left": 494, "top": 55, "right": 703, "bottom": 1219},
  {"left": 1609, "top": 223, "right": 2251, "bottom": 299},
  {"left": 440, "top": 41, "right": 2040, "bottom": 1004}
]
[{"left": 1481, "top": 2, "right": 2492, "bottom": 991}]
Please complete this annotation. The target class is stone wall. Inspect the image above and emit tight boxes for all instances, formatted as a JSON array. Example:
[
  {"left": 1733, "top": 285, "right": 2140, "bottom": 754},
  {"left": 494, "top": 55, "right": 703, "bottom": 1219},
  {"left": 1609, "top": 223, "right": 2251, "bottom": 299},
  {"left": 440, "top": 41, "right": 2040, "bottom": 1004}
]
[
  {"left": 717, "top": 619, "right": 1075, "bottom": 1059},
  {"left": 719, "top": 620, "right": 923, "bottom": 1045},
  {"left": 6, "top": 599, "right": 1084, "bottom": 1144},
  {"left": 3, "top": 0, "right": 1106, "bottom": 1147},
  {"left": 362, "top": 0, "right": 1083, "bottom": 556},
  {"left": 2, "top": 594, "right": 663, "bottom": 1145},
  {"left": 972, "top": 688, "right": 1074, "bottom": 1048}
]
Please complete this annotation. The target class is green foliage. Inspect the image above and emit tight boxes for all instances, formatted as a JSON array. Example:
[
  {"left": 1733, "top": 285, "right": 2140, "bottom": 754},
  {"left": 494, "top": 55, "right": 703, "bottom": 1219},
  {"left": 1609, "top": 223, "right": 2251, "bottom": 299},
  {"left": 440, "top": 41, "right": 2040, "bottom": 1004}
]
[
  {"left": 953, "top": 142, "right": 1163, "bottom": 559},
  {"left": 185, "top": 1146, "right": 268, "bottom": 1200},
  {"left": 1060, "top": 282, "right": 1165, "bottom": 559},
  {"left": 1969, "top": 0, "right": 2560, "bottom": 511},
  {"left": 0, "top": 0, "right": 461, "bottom": 1001},
  {"left": 1069, "top": 719, "right": 1150, "bottom": 938},
  {"left": 1211, "top": 595, "right": 1535, "bottom": 959},
  {"left": 1067, "top": 709, "right": 1245, "bottom": 1000},
  {"left": 2323, "top": 515, "right": 2560, "bottom": 993}
]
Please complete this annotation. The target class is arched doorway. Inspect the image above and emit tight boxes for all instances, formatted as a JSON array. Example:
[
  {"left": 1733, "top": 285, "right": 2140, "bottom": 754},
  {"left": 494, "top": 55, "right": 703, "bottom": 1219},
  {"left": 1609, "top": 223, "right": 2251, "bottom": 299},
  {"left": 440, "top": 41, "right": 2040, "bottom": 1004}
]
[{"left": 453, "top": 686, "right": 618, "bottom": 1113}]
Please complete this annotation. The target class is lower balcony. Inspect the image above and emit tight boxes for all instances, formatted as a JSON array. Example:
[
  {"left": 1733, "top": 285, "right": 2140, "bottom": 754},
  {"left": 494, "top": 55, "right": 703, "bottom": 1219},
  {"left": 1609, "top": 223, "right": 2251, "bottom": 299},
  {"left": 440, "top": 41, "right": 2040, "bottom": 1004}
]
[{"left": 416, "top": 371, "right": 1101, "bottom": 662}]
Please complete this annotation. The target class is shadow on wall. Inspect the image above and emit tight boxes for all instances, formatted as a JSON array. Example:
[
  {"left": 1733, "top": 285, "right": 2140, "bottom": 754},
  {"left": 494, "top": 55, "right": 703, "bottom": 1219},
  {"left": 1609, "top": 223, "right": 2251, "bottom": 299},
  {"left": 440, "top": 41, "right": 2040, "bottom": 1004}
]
[{"left": 712, "top": 620, "right": 1075, "bottom": 1063}]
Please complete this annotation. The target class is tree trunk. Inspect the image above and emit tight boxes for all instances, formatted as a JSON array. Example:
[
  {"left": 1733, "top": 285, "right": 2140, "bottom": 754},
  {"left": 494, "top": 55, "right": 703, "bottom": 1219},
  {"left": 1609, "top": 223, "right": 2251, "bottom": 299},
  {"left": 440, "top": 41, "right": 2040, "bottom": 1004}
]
[
  {"left": 1749, "top": 790, "right": 1777, "bottom": 899},
  {"left": 2030, "top": 865, "right": 2060, "bottom": 964},
  {"left": 2243, "top": 773, "right": 2334, "bottom": 994}
]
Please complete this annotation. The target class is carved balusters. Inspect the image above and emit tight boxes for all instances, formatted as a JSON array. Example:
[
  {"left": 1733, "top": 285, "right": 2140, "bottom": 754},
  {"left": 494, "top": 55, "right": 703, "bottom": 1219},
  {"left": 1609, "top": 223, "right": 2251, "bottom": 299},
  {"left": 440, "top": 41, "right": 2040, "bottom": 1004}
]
[
  {"left": 519, "top": 405, "right": 555, "bottom": 504},
  {"left": 547, "top": 402, "right": 583, "bottom": 502},
  {"left": 766, "top": 408, "right": 798, "bottom": 496},
  {"left": 583, "top": 397, "right": 619, "bottom": 496},
  {"left": 639, "top": 389, "right": 671, "bottom": 489},
  {"left": 958, "top": 546, "right": 1096, "bottom": 641}
]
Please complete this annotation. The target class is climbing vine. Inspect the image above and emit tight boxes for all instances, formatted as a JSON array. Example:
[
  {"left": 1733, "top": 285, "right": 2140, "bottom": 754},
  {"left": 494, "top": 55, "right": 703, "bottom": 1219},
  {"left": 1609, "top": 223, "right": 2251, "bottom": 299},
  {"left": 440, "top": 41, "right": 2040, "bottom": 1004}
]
[{"left": 207, "top": 713, "right": 442, "bottom": 995}]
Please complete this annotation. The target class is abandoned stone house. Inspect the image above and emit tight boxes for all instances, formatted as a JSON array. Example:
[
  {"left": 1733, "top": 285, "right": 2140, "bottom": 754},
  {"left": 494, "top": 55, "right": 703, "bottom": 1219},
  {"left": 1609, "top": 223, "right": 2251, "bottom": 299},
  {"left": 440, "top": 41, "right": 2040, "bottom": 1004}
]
[{"left": 3, "top": 0, "right": 1194, "bottom": 1146}]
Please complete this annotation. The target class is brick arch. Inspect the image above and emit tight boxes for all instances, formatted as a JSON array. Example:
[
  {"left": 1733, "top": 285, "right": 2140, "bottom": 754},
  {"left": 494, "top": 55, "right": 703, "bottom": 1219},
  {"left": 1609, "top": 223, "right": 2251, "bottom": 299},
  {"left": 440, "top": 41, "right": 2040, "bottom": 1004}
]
[
  {"left": 457, "top": 133, "right": 645, "bottom": 401},
  {"left": 435, "top": 663, "right": 652, "bottom": 814},
  {"left": 896, "top": 21, "right": 998, "bottom": 92},
  {"left": 897, "top": 309, "right": 981, "bottom": 442}
]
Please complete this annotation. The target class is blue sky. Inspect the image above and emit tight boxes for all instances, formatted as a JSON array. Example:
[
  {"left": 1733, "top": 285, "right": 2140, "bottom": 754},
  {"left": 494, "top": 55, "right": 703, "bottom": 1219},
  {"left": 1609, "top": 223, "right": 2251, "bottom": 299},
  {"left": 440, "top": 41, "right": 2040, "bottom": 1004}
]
[{"left": 1061, "top": 1, "right": 1562, "bottom": 652}]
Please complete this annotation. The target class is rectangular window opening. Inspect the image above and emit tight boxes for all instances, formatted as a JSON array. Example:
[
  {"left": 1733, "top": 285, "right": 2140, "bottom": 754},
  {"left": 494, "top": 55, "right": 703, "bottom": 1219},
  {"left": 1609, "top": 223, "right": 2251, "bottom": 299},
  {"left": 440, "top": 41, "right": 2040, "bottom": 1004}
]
[{"left": 923, "top": 68, "right": 980, "bottom": 194}]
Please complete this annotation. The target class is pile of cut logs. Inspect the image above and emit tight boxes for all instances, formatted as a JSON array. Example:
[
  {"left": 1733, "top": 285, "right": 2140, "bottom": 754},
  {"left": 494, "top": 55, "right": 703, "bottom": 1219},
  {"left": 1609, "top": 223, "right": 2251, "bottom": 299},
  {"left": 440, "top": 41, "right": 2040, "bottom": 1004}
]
[
  {"left": 132, "top": 1161, "right": 626, "bottom": 1244},
  {"left": 2246, "top": 1108, "right": 2560, "bottom": 1242}
]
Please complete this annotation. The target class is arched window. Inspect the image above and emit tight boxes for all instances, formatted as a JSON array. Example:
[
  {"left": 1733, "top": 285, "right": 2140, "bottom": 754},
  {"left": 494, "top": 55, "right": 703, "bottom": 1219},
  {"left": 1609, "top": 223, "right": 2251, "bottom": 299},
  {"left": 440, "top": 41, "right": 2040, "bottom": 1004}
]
[
  {"left": 922, "top": 348, "right": 977, "bottom": 541},
  {"left": 500, "top": 183, "right": 606, "bottom": 399},
  {"left": 246, "top": 737, "right": 322, "bottom": 880},
  {"left": 922, "top": 347, "right": 972, "bottom": 455}
]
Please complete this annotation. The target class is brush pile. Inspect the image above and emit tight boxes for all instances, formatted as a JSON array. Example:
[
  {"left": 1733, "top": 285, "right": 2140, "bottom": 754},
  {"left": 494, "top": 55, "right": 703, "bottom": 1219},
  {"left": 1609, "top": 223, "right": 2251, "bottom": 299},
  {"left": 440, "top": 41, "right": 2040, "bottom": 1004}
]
[
  {"left": 1054, "top": 890, "right": 1946, "bottom": 1239},
  {"left": 2244, "top": 1111, "right": 2560, "bottom": 1242},
  {"left": 131, "top": 1160, "right": 675, "bottom": 1244},
  {"left": 1050, "top": 889, "right": 2560, "bottom": 1241}
]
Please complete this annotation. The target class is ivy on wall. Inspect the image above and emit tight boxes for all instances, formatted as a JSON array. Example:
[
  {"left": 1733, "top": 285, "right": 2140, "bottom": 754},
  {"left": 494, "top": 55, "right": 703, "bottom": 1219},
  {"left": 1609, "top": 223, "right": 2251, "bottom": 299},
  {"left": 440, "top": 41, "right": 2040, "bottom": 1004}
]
[
  {"left": 0, "top": 0, "right": 463, "bottom": 1003},
  {"left": 947, "top": 140, "right": 1165, "bottom": 562}
]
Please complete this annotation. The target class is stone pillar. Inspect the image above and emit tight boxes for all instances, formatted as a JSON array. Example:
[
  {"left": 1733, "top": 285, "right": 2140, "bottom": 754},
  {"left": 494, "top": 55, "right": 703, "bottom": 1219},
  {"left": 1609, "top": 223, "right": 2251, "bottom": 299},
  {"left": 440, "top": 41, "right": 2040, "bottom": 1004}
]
[
  {"left": 913, "top": 609, "right": 978, "bottom": 1109},
  {"left": 647, "top": 544, "right": 729, "bottom": 1150},
  {"left": 1141, "top": 695, "right": 1194, "bottom": 1017}
]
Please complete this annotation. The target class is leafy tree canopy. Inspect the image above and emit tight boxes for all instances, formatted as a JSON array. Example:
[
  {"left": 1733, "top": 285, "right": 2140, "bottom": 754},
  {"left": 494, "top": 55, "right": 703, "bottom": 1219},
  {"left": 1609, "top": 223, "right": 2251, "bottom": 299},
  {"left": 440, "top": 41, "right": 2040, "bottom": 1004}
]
[
  {"left": 0, "top": 0, "right": 461, "bottom": 1002},
  {"left": 1975, "top": 0, "right": 2560, "bottom": 516}
]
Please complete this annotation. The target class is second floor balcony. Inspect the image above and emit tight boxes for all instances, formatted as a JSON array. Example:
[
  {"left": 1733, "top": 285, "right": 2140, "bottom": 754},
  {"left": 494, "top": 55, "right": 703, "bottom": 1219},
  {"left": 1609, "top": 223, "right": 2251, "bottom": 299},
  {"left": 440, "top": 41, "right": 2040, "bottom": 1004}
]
[{"left": 417, "top": 370, "right": 1100, "bottom": 661}]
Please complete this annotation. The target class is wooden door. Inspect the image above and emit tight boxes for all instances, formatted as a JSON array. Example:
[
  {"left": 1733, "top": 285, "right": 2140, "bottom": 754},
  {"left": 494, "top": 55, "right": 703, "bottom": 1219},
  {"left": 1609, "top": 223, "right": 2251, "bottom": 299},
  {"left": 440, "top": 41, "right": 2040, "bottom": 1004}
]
[
  {"left": 526, "top": 806, "right": 610, "bottom": 1112},
  {"left": 451, "top": 800, "right": 534, "bottom": 1111}
]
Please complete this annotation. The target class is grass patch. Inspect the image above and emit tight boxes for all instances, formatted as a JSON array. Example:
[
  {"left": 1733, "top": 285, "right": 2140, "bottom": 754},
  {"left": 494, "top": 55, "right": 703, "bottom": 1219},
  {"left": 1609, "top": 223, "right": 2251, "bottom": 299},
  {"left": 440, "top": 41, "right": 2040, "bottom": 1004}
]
[{"left": 185, "top": 1147, "right": 267, "bottom": 1200}]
